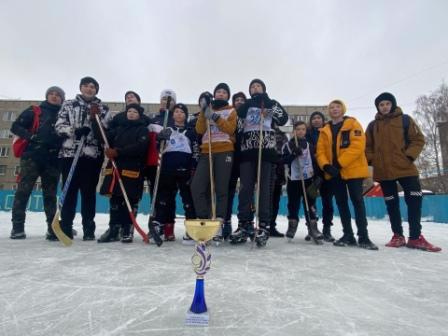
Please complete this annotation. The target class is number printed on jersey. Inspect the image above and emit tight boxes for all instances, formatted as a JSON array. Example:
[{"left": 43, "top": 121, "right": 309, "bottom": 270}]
[
  {"left": 244, "top": 107, "right": 273, "bottom": 132},
  {"left": 165, "top": 130, "right": 192, "bottom": 154}
]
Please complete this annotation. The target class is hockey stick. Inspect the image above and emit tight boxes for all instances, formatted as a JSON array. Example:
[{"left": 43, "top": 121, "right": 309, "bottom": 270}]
[
  {"left": 252, "top": 101, "right": 265, "bottom": 249},
  {"left": 293, "top": 132, "right": 322, "bottom": 245},
  {"left": 94, "top": 114, "right": 149, "bottom": 243},
  {"left": 147, "top": 96, "right": 172, "bottom": 246},
  {"left": 207, "top": 118, "right": 217, "bottom": 221},
  {"left": 51, "top": 136, "right": 86, "bottom": 246}
]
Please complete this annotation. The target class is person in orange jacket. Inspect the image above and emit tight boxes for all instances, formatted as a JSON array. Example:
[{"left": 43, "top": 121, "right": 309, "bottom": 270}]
[{"left": 316, "top": 99, "right": 378, "bottom": 250}]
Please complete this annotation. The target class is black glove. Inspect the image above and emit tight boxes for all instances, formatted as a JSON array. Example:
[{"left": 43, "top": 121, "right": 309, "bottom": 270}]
[
  {"left": 260, "top": 93, "right": 273, "bottom": 107},
  {"left": 298, "top": 138, "right": 308, "bottom": 149},
  {"left": 323, "top": 164, "right": 340, "bottom": 178},
  {"left": 199, "top": 95, "right": 212, "bottom": 111},
  {"left": 157, "top": 128, "right": 172, "bottom": 141},
  {"left": 306, "top": 176, "right": 323, "bottom": 199},
  {"left": 74, "top": 126, "right": 91, "bottom": 140},
  {"left": 29, "top": 134, "right": 44, "bottom": 144},
  {"left": 288, "top": 139, "right": 302, "bottom": 156}
]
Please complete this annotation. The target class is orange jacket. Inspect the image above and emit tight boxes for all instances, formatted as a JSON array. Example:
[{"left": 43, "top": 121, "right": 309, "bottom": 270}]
[
  {"left": 316, "top": 116, "right": 369, "bottom": 180},
  {"left": 195, "top": 105, "right": 236, "bottom": 154}
]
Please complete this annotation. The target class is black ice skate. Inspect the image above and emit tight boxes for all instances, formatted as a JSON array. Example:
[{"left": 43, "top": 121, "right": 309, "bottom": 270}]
[
  {"left": 255, "top": 223, "right": 269, "bottom": 248},
  {"left": 97, "top": 227, "right": 120, "bottom": 243},
  {"left": 229, "top": 221, "right": 254, "bottom": 245}
]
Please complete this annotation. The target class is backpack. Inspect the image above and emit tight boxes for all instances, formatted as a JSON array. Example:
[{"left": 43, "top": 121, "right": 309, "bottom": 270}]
[
  {"left": 12, "top": 105, "right": 42, "bottom": 158},
  {"left": 367, "top": 114, "right": 410, "bottom": 149}
]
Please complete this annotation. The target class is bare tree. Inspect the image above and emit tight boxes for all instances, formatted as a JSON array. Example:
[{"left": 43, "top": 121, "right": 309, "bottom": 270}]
[{"left": 413, "top": 82, "right": 448, "bottom": 180}]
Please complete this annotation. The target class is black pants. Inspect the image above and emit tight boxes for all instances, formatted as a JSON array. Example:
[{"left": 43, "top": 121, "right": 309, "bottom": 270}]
[
  {"left": 238, "top": 160, "right": 275, "bottom": 224},
  {"left": 379, "top": 176, "right": 422, "bottom": 239},
  {"left": 60, "top": 156, "right": 103, "bottom": 235},
  {"left": 331, "top": 177, "right": 369, "bottom": 240},
  {"left": 271, "top": 182, "right": 283, "bottom": 227},
  {"left": 12, "top": 157, "right": 59, "bottom": 231},
  {"left": 145, "top": 165, "right": 176, "bottom": 222},
  {"left": 109, "top": 195, "right": 139, "bottom": 236},
  {"left": 320, "top": 178, "right": 334, "bottom": 227},
  {"left": 286, "top": 179, "right": 317, "bottom": 221},
  {"left": 155, "top": 171, "right": 196, "bottom": 223}
]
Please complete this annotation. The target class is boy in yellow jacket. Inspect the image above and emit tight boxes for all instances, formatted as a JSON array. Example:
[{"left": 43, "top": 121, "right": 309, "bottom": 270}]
[{"left": 316, "top": 99, "right": 378, "bottom": 250}]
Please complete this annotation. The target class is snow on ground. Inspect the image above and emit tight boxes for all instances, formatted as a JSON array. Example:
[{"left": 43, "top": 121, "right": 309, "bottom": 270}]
[{"left": 0, "top": 211, "right": 447, "bottom": 336}]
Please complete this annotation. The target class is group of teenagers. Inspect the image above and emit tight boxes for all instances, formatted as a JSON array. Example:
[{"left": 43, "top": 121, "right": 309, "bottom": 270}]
[{"left": 8, "top": 76, "right": 441, "bottom": 252}]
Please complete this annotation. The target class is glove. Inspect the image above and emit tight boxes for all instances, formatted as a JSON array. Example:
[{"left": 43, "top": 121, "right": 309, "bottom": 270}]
[
  {"left": 253, "top": 93, "right": 273, "bottom": 108},
  {"left": 105, "top": 148, "right": 118, "bottom": 159},
  {"left": 89, "top": 103, "right": 100, "bottom": 118},
  {"left": 74, "top": 126, "right": 91, "bottom": 140},
  {"left": 29, "top": 134, "right": 44, "bottom": 144},
  {"left": 157, "top": 128, "right": 172, "bottom": 141},
  {"left": 288, "top": 139, "right": 302, "bottom": 156},
  {"left": 298, "top": 138, "right": 308, "bottom": 149},
  {"left": 406, "top": 155, "right": 415, "bottom": 163},
  {"left": 199, "top": 95, "right": 212, "bottom": 111},
  {"left": 203, "top": 107, "right": 212, "bottom": 120},
  {"left": 323, "top": 164, "right": 340, "bottom": 178},
  {"left": 306, "top": 176, "right": 323, "bottom": 199},
  {"left": 261, "top": 93, "right": 273, "bottom": 107}
]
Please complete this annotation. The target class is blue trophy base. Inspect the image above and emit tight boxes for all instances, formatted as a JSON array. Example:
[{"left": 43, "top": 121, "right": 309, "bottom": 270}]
[
  {"left": 190, "top": 278, "right": 207, "bottom": 313},
  {"left": 185, "top": 310, "right": 209, "bottom": 326}
]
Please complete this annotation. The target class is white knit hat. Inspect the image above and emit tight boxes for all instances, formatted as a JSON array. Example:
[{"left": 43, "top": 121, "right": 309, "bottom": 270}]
[{"left": 160, "top": 89, "right": 176, "bottom": 103}]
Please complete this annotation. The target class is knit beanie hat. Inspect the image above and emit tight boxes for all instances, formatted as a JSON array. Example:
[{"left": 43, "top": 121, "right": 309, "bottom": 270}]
[
  {"left": 46, "top": 86, "right": 65, "bottom": 102},
  {"left": 249, "top": 78, "right": 266, "bottom": 96},
  {"left": 328, "top": 99, "right": 347, "bottom": 114},
  {"left": 309, "top": 111, "right": 326, "bottom": 122},
  {"left": 213, "top": 83, "right": 231, "bottom": 100},
  {"left": 125, "top": 90, "right": 141, "bottom": 104},
  {"left": 126, "top": 103, "right": 144, "bottom": 115},
  {"left": 232, "top": 91, "right": 247, "bottom": 105},
  {"left": 160, "top": 89, "right": 177, "bottom": 103},
  {"left": 79, "top": 76, "right": 99, "bottom": 93},
  {"left": 173, "top": 103, "right": 188, "bottom": 119},
  {"left": 374, "top": 92, "right": 397, "bottom": 113}
]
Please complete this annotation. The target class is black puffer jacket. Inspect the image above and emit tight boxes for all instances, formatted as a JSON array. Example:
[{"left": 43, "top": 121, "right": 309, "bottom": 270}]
[
  {"left": 97, "top": 117, "right": 149, "bottom": 200},
  {"left": 10, "top": 101, "right": 62, "bottom": 162}
]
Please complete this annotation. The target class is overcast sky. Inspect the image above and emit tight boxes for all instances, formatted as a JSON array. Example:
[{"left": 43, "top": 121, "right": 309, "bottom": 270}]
[{"left": 1, "top": 0, "right": 447, "bottom": 127}]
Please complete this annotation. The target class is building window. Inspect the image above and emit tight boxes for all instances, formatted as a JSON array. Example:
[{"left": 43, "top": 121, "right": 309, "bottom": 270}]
[
  {"left": 2, "top": 111, "right": 16, "bottom": 122},
  {"left": 0, "top": 165, "right": 6, "bottom": 175},
  {"left": 0, "top": 129, "right": 12, "bottom": 139},
  {"left": 0, "top": 147, "right": 9, "bottom": 157},
  {"left": 14, "top": 165, "right": 20, "bottom": 176}
]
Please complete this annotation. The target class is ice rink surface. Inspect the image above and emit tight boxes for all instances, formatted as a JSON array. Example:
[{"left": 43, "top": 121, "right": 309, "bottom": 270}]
[{"left": 0, "top": 211, "right": 447, "bottom": 336}]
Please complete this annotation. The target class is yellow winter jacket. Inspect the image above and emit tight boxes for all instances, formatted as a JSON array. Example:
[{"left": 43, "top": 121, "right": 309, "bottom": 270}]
[
  {"left": 195, "top": 105, "right": 236, "bottom": 154},
  {"left": 316, "top": 116, "right": 370, "bottom": 180}
]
